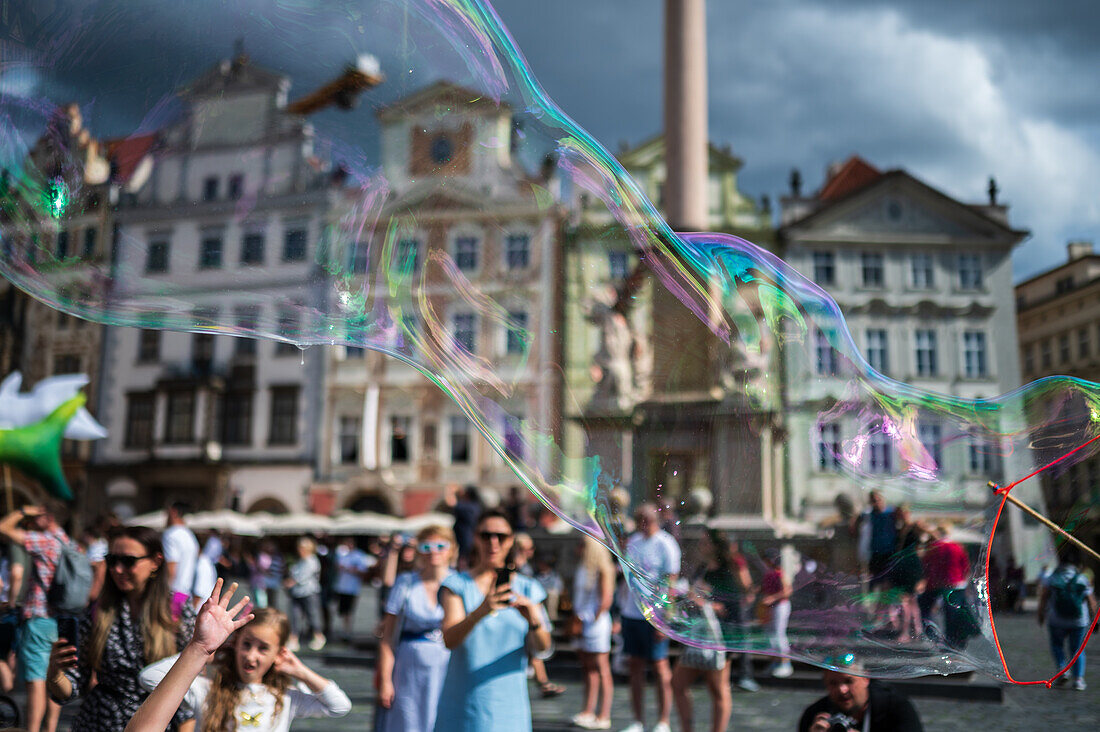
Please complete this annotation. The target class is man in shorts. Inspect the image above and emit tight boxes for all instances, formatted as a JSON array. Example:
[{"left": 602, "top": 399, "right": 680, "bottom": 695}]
[
  {"left": 0, "top": 502, "right": 68, "bottom": 732},
  {"left": 619, "top": 503, "right": 680, "bottom": 732}
]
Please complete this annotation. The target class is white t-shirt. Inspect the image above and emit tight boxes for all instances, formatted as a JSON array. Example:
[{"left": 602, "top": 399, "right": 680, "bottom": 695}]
[
  {"left": 334, "top": 546, "right": 375, "bottom": 596},
  {"left": 621, "top": 530, "right": 681, "bottom": 620},
  {"left": 192, "top": 554, "right": 218, "bottom": 599},
  {"left": 87, "top": 538, "right": 108, "bottom": 564},
  {"left": 140, "top": 654, "right": 352, "bottom": 732},
  {"left": 162, "top": 524, "right": 199, "bottom": 596}
]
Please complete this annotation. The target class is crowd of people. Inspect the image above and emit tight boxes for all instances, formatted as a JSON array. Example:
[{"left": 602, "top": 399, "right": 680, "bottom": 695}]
[{"left": 0, "top": 487, "right": 1092, "bottom": 732}]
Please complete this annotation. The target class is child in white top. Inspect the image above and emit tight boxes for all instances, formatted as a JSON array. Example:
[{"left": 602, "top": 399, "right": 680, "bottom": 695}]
[{"left": 126, "top": 579, "right": 350, "bottom": 732}]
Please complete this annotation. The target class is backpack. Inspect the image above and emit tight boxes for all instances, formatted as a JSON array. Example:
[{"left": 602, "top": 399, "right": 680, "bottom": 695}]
[
  {"left": 1049, "top": 569, "right": 1088, "bottom": 620},
  {"left": 48, "top": 538, "right": 94, "bottom": 614}
]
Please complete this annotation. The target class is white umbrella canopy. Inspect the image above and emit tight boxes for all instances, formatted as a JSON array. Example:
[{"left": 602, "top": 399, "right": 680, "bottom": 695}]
[
  {"left": 125, "top": 510, "right": 166, "bottom": 528},
  {"left": 188, "top": 510, "right": 268, "bottom": 537},
  {"left": 330, "top": 511, "right": 404, "bottom": 536},
  {"left": 400, "top": 511, "right": 455, "bottom": 535},
  {"left": 260, "top": 511, "right": 337, "bottom": 536}
]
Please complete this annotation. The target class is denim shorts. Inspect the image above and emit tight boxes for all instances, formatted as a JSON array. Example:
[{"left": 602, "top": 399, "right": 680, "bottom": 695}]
[
  {"left": 19, "top": 616, "right": 57, "bottom": 681},
  {"left": 621, "top": 616, "right": 669, "bottom": 661}
]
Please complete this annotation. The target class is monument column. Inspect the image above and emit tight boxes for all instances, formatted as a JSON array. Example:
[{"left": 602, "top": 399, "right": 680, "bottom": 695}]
[{"left": 663, "top": 0, "right": 708, "bottom": 232}]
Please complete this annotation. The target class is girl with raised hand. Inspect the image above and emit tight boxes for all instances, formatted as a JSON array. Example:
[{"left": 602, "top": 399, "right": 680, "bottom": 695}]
[{"left": 130, "top": 578, "right": 351, "bottom": 732}]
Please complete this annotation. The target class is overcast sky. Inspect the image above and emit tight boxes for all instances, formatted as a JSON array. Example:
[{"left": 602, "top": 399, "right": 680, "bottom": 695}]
[
  {"left": 7, "top": 0, "right": 1098, "bottom": 282},
  {"left": 488, "top": 0, "right": 1100, "bottom": 282}
]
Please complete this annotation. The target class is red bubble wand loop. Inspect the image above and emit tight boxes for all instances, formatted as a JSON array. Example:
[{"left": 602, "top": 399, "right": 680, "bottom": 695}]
[{"left": 985, "top": 473, "right": 1100, "bottom": 687}]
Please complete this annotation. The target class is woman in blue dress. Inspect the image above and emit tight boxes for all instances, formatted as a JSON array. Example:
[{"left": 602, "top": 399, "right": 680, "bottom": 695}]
[
  {"left": 375, "top": 524, "right": 456, "bottom": 732},
  {"left": 434, "top": 509, "right": 553, "bottom": 732}
]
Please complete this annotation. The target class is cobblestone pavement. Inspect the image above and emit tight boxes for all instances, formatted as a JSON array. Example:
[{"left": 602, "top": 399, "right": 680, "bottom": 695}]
[{"left": 38, "top": 596, "right": 1097, "bottom": 731}]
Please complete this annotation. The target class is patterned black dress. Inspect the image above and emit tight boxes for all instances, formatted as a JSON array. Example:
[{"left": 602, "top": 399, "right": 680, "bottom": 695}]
[{"left": 57, "top": 600, "right": 196, "bottom": 732}]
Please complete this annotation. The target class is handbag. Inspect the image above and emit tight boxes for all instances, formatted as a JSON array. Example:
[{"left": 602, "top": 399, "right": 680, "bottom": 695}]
[
  {"left": 567, "top": 614, "right": 584, "bottom": 639},
  {"left": 679, "top": 601, "right": 727, "bottom": 671}
]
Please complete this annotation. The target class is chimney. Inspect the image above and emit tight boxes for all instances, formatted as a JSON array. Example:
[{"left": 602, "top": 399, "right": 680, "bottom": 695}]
[
  {"left": 1067, "top": 240, "right": 1094, "bottom": 261},
  {"left": 663, "top": 0, "right": 708, "bottom": 231}
]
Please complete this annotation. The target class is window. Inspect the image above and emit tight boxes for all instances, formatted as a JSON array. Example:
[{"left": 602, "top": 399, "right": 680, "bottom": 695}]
[
  {"left": 1059, "top": 334, "right": 1071, "bottom": 364},
  {"left": 1041, "top": 339, "right": 1052, "bottom": 369},
  {"left": 455, "top": 236, "right": 478, "bottom": 271},
  {"left": 275, "top": 308, "right": 299, "bottom": 356},
  {"left": 449, "top": 415, "right": 470, "bottom": 463},
  {"left": 146, "top": 240, "right": 169, "bottom": 273},
  {"left": 200, "top": 232, "right": 223, "bottom": 269},
  {"left": 202, "top": 176, "right": 219, "bottom": 201},
  {"left": 138, "top": 330, "right": 160, "bottom": 363},
  {"left": 1079, "top": 328, "right": 1090, "bottom": 359},
  {"left": 241, "top": 231, "right": 265, "bottom": 265},
  {"left": 910, "top": 253, "right": 934, "bottom": 289},
  {"left": 1055, "top": 276, "right": 1074, "bottom": 294},
  {"left": 396, "top": 238, "right": 419, "bottom": 273},
  {"left": 235, "top": 306, "right": 259, "bottom": 356},
  {"left": 963, "top": 331, "right": 987, "bottom": 378},
  {"left": 192, "top": 333, "right": 215, "bottom": 370},
  {"left": 339, "top": 416, "right": 360, "bottom": 464},
  {"left": 165, "top": 390, "right": 195, "bottom": 444},
  {"left": 815, "top": 328, "right": 838, "bottom": 376},
  {"left": 865, "top": 329, "right": 888, "bottom": 374},
  {"left": 503, "top": 415, "right": 524, "bottom": 459},
  {"left": 222, "top": 391, "right": 253, "bottom": 446},
  {"left": 390, "top": 415, "right": 411, "bottom": 463},
  {"left": 283, "top": 227, "right": 308, "bottom": 262},
  {"left": 968, "top": 438, "right": 998, "bottom": 475},
  {"left": 228, "top": 173, "right": 244, "bottom": 200},
  {"left": 1023, "top": 345, "right": 1034, "bottom": 374},
  {"left": 609, "top": 251, "right": 630, "bottom": 281},
  {"left": 958, "top": 254, "right": 982, "bottom": 289},
  {"left": 506, "top": 311, "right": 528, "bottom": 355},
  {"left": 453, "top": 313, "right": 476, "bottom": 354},
  {"left": 918, "top": 422, "right": 943, "bottom": 469},
  {"left": 56, "top": 311, "right": 71, "bottom": 329},
  {"left": 52, "top": 354, "right": 80, "bottom": 375},
  {"left": 505, "top": 234, "right": 530, "bottom": 270},
  {"left": 915, "top": 330, "right": 937, "bottom": 376},
  {"left": 82, "top": 227, "right": 97, "bottom": 258},
  {"left": 345, "top": 346, "right": 365, "bottom": 359},
  {"left": 861, "top": 252, "right": 884, "bottom": 288},
  {"left": 268, "top": 386, "right": 299, "bottom": 445},
  {"left": 124, "top": 393, "right": 155, "bottom": 449},
  {"left": 868, "top": 431, "right": 893, "bottom": 473},
  {"left": 56, "top": 230, "right": 69, "bottom": 258},
  {"left": 812, "top": 251, "right": 835, "bottom": 285},
  {"left": 817, "top": 423, "right": 841, "bottom": 471}
]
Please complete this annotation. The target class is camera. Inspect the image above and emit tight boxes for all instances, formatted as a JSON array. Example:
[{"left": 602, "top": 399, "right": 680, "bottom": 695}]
[{"left": 825, "top": 713, "right": 857, "bottom": 732}]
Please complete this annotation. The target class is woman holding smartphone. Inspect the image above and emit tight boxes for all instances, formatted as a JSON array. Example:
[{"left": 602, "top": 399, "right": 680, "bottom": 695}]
[
  {"left": 46, "top": 526, "right": 195, "bottom": 732},
  {"left": 434, "top": 509, "right": 552, "bottom": 732}
]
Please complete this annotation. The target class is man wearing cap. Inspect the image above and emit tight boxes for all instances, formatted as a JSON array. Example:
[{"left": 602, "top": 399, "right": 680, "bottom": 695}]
[{"left": 798, "top": 657, "right": 923, "bottom": 732}]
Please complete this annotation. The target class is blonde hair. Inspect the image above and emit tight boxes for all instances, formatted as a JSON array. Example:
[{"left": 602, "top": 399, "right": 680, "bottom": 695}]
[
  {"left": 297, "top": 536, "right": 316, "bottom": 553},
  {"left": 579, "top": 536, "right": 614, "bottom": 590},
  {"left": 202, "top": 609, "right": 291, "bottom": 732},
  {"left": 416, "top": 524, "right": 458, "bottom": 565}
]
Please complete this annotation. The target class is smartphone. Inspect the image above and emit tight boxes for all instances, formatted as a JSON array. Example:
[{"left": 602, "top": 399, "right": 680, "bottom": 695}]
[
  {"left": 495, "top": 565, "right": 514, "bottom": 588},
  {"left": 57, "top": 616, "right": 79, "bottom": 646}
]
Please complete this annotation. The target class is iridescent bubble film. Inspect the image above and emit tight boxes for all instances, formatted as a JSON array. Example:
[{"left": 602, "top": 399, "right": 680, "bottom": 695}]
[{"left": 1, "top": 0, "right": 1097, "bottom": 682}]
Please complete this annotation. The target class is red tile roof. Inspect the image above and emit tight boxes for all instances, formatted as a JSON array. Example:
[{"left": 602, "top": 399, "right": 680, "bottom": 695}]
[
  {"left": 106, "top": 133, "right": 157, "bottom": 183},
  {"left": 818, "top": 155, "right": 882, "bottom": 202}
]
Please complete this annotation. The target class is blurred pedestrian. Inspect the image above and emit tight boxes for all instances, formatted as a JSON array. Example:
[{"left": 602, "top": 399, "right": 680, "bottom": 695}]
[
  {"left": 620, "top": 503, "right": 680, "bottom": 732},
  {"left": 759, "top": 548, "right": 792, "bottom": 678},
  {"left": 570, "top": 537, "right": 614, "bottom": 730},
  {"left": 533, "top": 552, "right": 563, "bottom": 622},
  {"left": 435, "top": 509, "right": 552, "bottom": 731},
  {"left": 162, "top": 502, "right": 198, "bottom": 620},
  {"left": 854, "top": 491, "right": 896, "bottom": 591},
  {"left": 45, "top": 526, "right": 195, "bottom": 732},
  {"left": 510, "top": 534, "right": 563, "bottom": 697},
  {"left": 919, "top": 526, "right": 976, "bottom": 649},
  {"left": 1038, "top": 548, "right": 1097, "bottom": 690},
  {"left": 374, "top": 525, "right": 455, "bottom": 731},
  {"left": 285, "top": 537, "right": 325, "bottom": 652},
  {"left": 333, "top": 537, "right": 374, "bottom": 641},
  {"left": 445, "top": 485, "right": 482, "bottom": 569},
  {"left": 890, "top": 505, "right": 926, "bottom": 642}
]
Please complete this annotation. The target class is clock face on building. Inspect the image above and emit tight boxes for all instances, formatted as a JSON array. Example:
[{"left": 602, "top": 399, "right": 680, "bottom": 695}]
[{"left": 430, "top": 135, "right": 453, "bottom": 164}]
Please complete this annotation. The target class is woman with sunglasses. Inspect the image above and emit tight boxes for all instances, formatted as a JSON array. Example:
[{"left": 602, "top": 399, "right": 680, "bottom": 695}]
[
  {"left": 434, "top": 509, "right": 552, "bottom": 732},
  {"left": 374, "top": 525, "right": 456, "bottom": 732},
  {"left": 46, "top": 526, "right": 195, "bottom": 732}
]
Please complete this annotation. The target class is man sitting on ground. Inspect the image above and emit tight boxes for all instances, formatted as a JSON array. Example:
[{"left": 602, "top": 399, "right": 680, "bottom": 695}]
[{"left": 798, "top": 654, "right": 923, "bottom": 732}]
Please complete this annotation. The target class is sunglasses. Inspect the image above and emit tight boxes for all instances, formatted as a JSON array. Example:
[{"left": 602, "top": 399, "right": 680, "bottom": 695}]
[
  {"left": 477, "top": 531, "right": 512, "bottom": 543},
  {"left": 106, "top": 553, "right": 151, "bottom": 569},
  {"left": 418, "top": 541, "right": 451, "bottom": 553}
]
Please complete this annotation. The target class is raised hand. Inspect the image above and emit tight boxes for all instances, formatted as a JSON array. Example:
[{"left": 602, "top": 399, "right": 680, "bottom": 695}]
[
  {"left": 191, "top": 579, "right": 253, "bottom": 656},
  {"left": 273, "top": 646, "right": 306, "bottom": 679}
]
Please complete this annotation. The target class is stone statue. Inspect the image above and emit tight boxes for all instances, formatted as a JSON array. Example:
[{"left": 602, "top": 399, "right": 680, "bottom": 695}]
[{"left": 586, "top": 286, "right": 635, "bottom": 410}]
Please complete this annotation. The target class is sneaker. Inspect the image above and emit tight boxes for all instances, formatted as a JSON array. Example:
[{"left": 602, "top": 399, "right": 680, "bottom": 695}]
[
  {"left": 1074, "top": 677, "right": 1087, "bottom": 691},
  {"left": 652, "top": 722, "right": 672, "bottom": 732},
  {"left": 588, "top": 719, "right": 611, "bottom": 730},
  {"left": 737, "top": 677, "right": 761, "bottom": 692},
  {"left": 772, "top": 662, "right": 794, "bottom": 678},
  {"left": 308, "top": 635, "right": 326, "bottom": 651},
  {"left": 619, "top": 722, "right": 644, "bottom": 732}
]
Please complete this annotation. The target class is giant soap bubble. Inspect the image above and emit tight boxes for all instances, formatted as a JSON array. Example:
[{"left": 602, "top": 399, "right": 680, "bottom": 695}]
[{"left": 1, "top": 0, "right": 1097, "bottom": 682}]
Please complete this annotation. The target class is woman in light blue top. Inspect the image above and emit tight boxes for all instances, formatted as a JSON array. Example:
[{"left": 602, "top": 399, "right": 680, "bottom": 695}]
[
  {"left": 434, "top": 509, "right": 553, "bottom": 732},
  {"left": 374, "top": 524, "right": 455, "bottom": 732}
]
